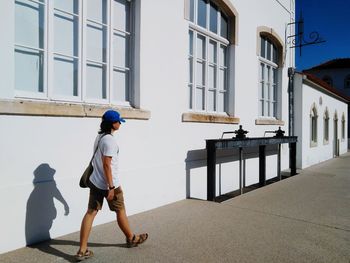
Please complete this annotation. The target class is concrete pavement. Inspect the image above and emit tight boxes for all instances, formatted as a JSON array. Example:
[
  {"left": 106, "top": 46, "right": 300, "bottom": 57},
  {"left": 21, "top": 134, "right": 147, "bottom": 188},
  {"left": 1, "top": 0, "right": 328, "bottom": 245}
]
[{"left": 1, "top": 153, "right": 350, "bottom": 263}]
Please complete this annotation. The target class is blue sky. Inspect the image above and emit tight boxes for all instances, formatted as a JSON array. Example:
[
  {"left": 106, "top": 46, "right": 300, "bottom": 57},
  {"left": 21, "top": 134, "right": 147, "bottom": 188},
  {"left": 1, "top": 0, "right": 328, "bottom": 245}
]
[{"left": 295, "top": 0, "right": 350, "bottom": 70}]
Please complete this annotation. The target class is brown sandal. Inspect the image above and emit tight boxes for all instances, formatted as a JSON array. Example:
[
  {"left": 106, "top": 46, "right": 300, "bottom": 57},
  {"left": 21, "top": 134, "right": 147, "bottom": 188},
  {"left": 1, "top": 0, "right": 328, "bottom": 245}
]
[
  {"left": 126, "top": 233, "right": 148, "bottom": 248},
  {"left": 75, "top": 249, "right": 94, "bottom": 262}
]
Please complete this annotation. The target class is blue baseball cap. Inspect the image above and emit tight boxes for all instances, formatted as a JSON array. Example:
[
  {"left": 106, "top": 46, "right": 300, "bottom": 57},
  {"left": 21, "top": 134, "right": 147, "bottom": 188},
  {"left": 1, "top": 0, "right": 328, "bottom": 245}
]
[{"left": 102, "top": 110, "right": 125, "bottom": 123}]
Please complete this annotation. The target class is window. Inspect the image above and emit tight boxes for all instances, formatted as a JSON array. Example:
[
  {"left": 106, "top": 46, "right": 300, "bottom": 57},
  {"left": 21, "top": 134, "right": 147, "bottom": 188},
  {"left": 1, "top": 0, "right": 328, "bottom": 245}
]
[
  {"left": 322, "top": 76, "right": 333, "bottom": 86},
  {"left": 188, "top": 0, "right": 231, "bottom": 113},
  {"left": 344, "top": 75, "right": 350, "bottom": 89},
  {"left": 259, "top": 36, "right": 279, "bottom": 118},
  {"left": 15, "top": 0, "right": 134, "bottom": 106},
  {"left": 341, "top": 113, "right": 346, "bottom": 140},
  {"left": 310, "top": 105, "right": 318, "bottom": 146},
  {"left": 323, "top": 108, "right": 329, "bottom": 143}
]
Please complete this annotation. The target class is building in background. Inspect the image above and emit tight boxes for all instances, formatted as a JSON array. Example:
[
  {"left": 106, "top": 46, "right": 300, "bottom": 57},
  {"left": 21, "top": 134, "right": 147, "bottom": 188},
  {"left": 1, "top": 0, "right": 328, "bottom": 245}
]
[
  {"left": 303, "top": 58, "right": 350, "bottom": 144},
  {"left": 293, "top": 72, "right": 348, "bottom": 169}
]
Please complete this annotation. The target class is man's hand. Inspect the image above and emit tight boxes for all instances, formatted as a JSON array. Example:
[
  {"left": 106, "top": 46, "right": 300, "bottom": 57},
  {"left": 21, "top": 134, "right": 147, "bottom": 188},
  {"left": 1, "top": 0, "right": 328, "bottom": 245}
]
[{"left": 107, "top": 189, "right": 114, "bottom": 201}]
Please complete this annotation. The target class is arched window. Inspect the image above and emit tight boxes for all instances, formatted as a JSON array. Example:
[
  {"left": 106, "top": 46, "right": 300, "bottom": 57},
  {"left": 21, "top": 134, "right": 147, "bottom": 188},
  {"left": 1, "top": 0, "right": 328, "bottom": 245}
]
[
  {"left": 187, "top": 0, "right": 236, "bottom": 113},
  {"left": 258, "top": 29, "right": 283, "bottom": 118},
  {"left": 344, "top": 75, "right": 350, "bottom": 89},
  {"left": 323, "top": 108, "right": 329, "bottom": 143},
  {"left": 322, "top": 76, "right": 333, "bottom": 86},
  {"left": 310, "top": 104, "right": 318, "bottom": 146},
  {"left": 341, "top": 113, "right": 346, "bottom": 140}
]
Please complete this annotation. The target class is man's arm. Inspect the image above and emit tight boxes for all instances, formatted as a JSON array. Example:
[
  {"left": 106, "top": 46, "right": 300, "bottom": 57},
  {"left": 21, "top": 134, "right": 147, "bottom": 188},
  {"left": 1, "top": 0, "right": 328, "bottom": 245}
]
[{"left": 102, "top": 155, "right": 114, "bottom": 200}]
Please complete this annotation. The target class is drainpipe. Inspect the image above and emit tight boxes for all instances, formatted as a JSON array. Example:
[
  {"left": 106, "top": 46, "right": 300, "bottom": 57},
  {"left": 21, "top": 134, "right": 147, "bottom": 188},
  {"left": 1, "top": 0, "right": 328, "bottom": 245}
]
[
  {"left": 288, "top": 67, "right": 296, "bottom": 136},
  {"left": 288, "top": 67, "right": 296, "bottom": 172}
]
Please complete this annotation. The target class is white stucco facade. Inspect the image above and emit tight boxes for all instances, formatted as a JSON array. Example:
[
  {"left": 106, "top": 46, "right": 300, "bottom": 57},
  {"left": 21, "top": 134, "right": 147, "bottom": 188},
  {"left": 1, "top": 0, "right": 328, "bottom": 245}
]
[
  {"left": 0, "top": 0, "right": 296, "bottom": 253},
  {"left": 294, "top": 73, "right": 348, "bottom": 169}
]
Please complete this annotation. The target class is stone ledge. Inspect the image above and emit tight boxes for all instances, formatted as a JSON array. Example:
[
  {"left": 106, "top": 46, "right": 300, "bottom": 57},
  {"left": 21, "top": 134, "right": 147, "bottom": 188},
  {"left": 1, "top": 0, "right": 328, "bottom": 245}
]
[
  {"left": 0, "top": 99, "right": 151, "bottom": 120},
  {"left": 182, "top": 112, "right": 239, "bottom": 124},
  {"left": 255, "top": 118, "right": 285, "bottom": 126}
]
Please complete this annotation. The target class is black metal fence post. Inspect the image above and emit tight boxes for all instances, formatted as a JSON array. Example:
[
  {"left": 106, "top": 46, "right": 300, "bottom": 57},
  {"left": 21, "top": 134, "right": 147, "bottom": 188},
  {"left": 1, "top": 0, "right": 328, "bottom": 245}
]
[
  {"left": 290, "top": 142, "right": 297, "bottom": 175},
  {"left": 206, "top": 140, "right": 216, "bottom": 201},
  {"left": 259, "top": 145, "right": 266, "bottom": 186}
]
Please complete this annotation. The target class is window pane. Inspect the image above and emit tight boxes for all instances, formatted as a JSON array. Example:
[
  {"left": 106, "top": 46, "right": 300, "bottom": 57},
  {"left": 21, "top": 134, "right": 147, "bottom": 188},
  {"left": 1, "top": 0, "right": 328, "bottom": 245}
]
[
  {"left": 113, "top": 33, "right": 129, "bottom": 68},
  {"left": 209, "top": 65, "right": 216, "bottom": 89},
  {"left": 15, "top": 48, "right": 44, "bottom": 93},
  {"left": 54, "top": 0, "right": 78, "bottom": 14},
  {"left": 87, "top": 0, "right": 107, "bottom": 23},
  {"left": 273, "top": 45, "right": 278, "bottom": 64},
  {"left": 189, "top": 0, "right": 195, "bottom": 22},
  {"left": 265, "top": 101, "right": 269, "bottom": 116},
  {"left": 15, "top": 0, "right": 44, "bottom": 48},
  {"left": 189, "top": 30, "right": 193, "bottom": 56},
  {"left": 209, "top": 3, "right": 218, "bottom": 33},
  {"left": 219, "top": 68, "right": 226, "bottom": 91},
  {"left": 266, "top": 40, "right": 271, "bottom": 61},
  {"left": 54, "top": 12, "right": 78, "bottom": 56},
  {"left": 271, "top": 102, "right": 276, "bottom": 117},
  {"left": 196, "top": 87, "right": 205, "bottom": 110},
  {"left": 189, "top": 58, "right": 193, "bottom": 83},
  {"left": 197, "top": 0, "right": 207, "bottom": 28},
  {"left": 208, "top": 90, "right": 216, "bottom": 111},
  {"left": 197, "top": 35, "right": 206, "bottom": 60},
  {"left": 196, "top": 61, "right": 205, "bottom": 86},
  {"left": 218, "top": 92, "right": 225, "bottom": 112},
  {"left": 87, "top": 24, "right": 107, "bottom": 62},
  {"left": 113, "top": 0, "right": 130, "bottom": 32},
  {"left": 260, "top": 37, "right": 265, "bottom": 58},
  {"left": 209, "top": 40, "right": 217, "bottom": 63},
  {"left": 219, "top": 45, "right": 227, "bottom": 66},
  {"left": 220, "top": 13, "right": 228, "bottom": 39},
  {"left": 112, "top": 69, "right": 129, "bottom": 102},
  {"left": 189, "top": 84, "right": 193, "bottom": 109},
  {"left": 259, "top": 100, "right": 264, "bottom": 116},
  {"left": 273, "top": 68, "right": 277, "bottom": 84},
  {"left": 86, "top": 63, "right": 106, "bottom": 99},
  {"left": 53, "top": 56, "right": 78, "bottom": 96},
  {"left": 260, "top": 63, "right": 264, "bottom": 81}
]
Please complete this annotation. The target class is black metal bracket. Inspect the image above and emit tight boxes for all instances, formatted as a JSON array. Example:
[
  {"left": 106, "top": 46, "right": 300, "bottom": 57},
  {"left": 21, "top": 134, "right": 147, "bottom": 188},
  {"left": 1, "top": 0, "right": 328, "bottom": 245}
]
[{"left": 286, "top": 12, "right": 326, "bottom": 56}]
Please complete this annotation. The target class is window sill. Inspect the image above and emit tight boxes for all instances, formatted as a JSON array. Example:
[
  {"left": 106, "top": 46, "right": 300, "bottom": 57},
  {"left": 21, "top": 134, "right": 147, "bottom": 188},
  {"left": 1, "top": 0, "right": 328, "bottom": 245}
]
[
  {"left": 323, "top": 140, "right": 329, "bottom": 145},
  {"left": 182, "top": 112, "right": 240, "bottom": 124},
  {"left": 0, "top": 99, "right": 151, "bottom": 120},
  {"left": 255, "top": 118, "right": 285, "bottom": 126}
]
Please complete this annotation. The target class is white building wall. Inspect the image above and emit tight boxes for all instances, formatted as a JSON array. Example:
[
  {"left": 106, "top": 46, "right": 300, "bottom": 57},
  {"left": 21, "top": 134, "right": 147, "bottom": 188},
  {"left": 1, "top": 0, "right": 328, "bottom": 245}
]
[
  {"left": 294, "top": 74, "right": 348, "bottom": 169},
  {"left": 0, "top": 0, "right": 295, "bottom": 253}
]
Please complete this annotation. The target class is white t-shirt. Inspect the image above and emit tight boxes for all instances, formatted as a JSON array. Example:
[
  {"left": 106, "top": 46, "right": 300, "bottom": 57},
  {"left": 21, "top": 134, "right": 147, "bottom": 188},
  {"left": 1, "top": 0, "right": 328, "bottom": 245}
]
[{"left": 89, "top": 133, "right": 121, "bottom": 190}]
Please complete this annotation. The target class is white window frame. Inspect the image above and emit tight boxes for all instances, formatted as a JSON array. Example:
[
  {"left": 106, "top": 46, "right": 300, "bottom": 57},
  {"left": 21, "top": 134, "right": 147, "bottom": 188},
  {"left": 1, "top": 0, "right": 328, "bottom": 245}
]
[
  {"left": 323, "top": 109, "right": 329, "bottom": 144},
  {"left": 258, "top": 37, "right": 279, "bottom": 118},
  {"left": 14, "top": 0, "right": 48, "bottom": 100},
  {"left": 310, "top": 105, "right": 318, "bottom": 147},
  {"left": 14, "top": 0, "right": 134, "bottom": 107},
  {"left": 188, "top": 0, "right": 230, "bottom": 114}
]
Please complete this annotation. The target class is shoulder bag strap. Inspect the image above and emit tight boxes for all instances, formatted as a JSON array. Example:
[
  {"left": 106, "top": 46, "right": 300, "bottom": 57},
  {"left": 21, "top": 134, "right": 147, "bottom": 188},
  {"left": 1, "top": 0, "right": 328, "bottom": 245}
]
[{"left": 89, "top": 133, "right": 107, "bottom": 163}]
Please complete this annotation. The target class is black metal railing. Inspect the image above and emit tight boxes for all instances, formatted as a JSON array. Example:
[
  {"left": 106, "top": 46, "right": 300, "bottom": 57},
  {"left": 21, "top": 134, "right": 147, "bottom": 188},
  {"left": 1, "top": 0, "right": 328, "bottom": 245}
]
[{"left": 206, "top": 127, "right": 297, "bottom": 202}]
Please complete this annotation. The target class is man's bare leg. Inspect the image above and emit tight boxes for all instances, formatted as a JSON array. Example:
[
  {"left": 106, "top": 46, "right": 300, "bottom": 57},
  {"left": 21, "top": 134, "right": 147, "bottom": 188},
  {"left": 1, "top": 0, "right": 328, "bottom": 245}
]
[
  {"left": 79, "top": 209, "right": 98, "bottom": 252},
  {"left": 116, "top": 209, "right": 133, "bottom": 240}
]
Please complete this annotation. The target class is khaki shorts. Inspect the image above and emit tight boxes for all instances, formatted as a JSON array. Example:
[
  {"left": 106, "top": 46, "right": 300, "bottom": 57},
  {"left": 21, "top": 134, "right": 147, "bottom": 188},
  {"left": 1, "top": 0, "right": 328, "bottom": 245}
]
[{"left": 88, "top": 182, "right": 125, "bottom": 212}]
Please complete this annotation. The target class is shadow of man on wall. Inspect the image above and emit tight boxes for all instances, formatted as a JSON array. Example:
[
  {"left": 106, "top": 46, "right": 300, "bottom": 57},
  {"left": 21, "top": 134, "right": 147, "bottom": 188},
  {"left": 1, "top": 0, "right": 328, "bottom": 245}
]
[{"left": 25, "top": 163, "right": 72, "bottom": 260}]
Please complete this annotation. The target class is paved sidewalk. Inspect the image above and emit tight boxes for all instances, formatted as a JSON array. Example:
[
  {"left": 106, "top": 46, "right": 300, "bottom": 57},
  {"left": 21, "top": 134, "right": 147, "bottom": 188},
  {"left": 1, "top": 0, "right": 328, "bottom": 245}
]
[{"left": 1, "top": 153, "right": 350, "bottom": 263}]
